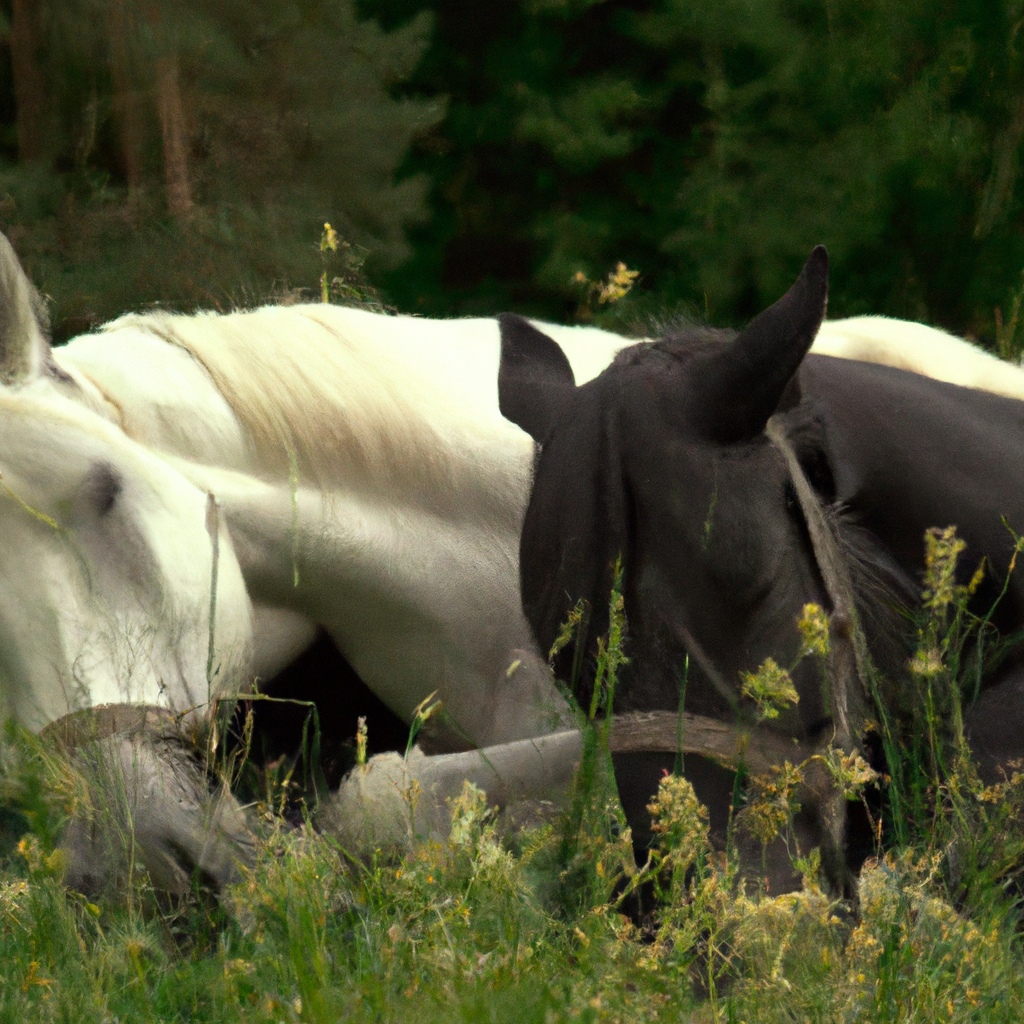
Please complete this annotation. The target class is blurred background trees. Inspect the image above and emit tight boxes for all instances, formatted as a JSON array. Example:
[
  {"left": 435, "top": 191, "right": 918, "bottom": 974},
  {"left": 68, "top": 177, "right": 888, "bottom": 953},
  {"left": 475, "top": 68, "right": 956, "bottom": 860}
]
[
  {"left": 0, "top": 0, "right": 440, "bottom": 335},
  {"left": 2, "top": 0, "right": 1024, "bottom": 345}
]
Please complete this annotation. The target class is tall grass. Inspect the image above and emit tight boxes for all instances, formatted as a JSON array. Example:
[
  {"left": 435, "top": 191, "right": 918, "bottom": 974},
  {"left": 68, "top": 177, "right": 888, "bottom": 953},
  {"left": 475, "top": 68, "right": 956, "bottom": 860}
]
[{"left": 0, "top": 533, "right": 1022, "bottom": 1020}]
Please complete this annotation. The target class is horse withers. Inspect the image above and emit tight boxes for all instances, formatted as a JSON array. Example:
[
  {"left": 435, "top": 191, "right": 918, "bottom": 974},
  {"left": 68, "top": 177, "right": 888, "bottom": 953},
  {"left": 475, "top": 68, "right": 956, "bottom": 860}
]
[{"left": 498, "top": 247, "right": 1024, "bottom": 891}]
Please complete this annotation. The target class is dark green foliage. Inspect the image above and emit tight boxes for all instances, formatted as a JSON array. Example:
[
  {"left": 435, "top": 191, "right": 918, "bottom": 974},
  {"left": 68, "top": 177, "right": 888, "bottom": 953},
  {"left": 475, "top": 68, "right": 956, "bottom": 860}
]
[
  {"left": 0, "top": 0, "right": 441, "bottom": 338},
  {"left": 363, "top": 0, "right": 1024, "bottom": 345},
  {"left": 2, "top": 1, "right": 1024, "bottom": 340},
  {"left": 362, "top": 0, "right": 703, "bottom": 323}
]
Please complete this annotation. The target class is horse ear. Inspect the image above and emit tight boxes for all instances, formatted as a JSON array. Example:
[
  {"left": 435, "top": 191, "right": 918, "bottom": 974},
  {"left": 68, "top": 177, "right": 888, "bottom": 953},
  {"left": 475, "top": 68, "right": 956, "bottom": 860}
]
[
  {"left": 0, "top": 232, "right": 49, "bottom": 385},
  {"left": 497, "top": 313, "right": 577, "bottom": 442},
  {"left": 695, "top": 246, "right": 828, "bottom": 442}
]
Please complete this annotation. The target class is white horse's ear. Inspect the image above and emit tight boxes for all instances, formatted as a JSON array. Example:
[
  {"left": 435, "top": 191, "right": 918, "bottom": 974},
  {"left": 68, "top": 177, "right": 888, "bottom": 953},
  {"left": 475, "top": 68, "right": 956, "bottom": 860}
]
[{"left": 0, "top": 232, "right": 50, "bottom": 385}]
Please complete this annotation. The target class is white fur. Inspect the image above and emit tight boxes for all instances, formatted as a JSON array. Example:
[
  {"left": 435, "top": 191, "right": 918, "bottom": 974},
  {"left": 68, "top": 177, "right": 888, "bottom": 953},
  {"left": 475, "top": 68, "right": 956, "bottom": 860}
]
[
  {"left": 57, "top": 308, "right": 627, "bottom": 748},
  {"left": 815, "top": 316, "right": 1024, "bottom": 399},
  {"left": 50, "top": 305, "right": 1021, "bottom": 750},
  {"left": 0, "top": 367, "right": 252, "bottom": 730}
]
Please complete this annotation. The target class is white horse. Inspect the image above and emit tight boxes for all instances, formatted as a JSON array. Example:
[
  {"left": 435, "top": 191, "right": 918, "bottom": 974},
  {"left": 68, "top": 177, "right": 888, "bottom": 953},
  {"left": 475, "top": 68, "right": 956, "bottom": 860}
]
[
  {"left": 0, "top": 235, "right": 254, "bottom": 893},
  {"left": 5, "top": 218, "right": 1024, "bottom": 874},
  {"left": 56, "top": 304, "right": 633, "bottom": 750}
]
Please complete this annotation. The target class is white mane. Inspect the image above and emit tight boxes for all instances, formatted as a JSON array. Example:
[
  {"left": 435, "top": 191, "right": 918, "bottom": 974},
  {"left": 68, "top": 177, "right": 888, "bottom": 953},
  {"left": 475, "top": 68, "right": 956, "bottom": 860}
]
[{"left": 100, "top": 305, "right": 532, "bottom": 520}]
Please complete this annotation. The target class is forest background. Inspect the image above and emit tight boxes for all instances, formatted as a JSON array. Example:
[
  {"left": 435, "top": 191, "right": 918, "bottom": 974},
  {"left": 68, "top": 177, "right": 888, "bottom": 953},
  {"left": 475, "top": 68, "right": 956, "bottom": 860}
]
[{"left": 3, "top": 0, "right": 1024, "bottom": 347}]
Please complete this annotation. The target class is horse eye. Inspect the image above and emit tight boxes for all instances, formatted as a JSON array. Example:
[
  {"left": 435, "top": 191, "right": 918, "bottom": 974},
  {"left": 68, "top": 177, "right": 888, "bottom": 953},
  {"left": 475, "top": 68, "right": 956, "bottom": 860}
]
[{"left": 85, "top": 463, "right": 122, "bottom": 516}]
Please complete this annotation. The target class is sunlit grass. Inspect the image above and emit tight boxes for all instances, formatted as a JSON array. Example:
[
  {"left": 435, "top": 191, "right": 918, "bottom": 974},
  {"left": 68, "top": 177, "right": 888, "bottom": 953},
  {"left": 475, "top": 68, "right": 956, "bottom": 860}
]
[{"left": 0, "top": 530, "right": 1023, "bottom": 1020}]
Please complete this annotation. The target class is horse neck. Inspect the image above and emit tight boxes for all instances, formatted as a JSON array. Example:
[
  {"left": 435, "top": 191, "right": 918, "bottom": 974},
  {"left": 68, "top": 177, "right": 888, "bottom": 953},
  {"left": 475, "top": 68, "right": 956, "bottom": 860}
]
[
  {"left": 804, "top": 356, "right": 1024, "bottom": 616},
  {"left": 57, "top": 326, "right": 255, "bottom": 473},
  {"left": 68, "top": 309, "right": 538, "bottom": 525}
]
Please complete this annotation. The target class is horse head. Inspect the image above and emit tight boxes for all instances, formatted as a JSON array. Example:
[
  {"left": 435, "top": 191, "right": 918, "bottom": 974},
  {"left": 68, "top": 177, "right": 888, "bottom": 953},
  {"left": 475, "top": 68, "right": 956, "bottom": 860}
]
[
  {"left": 0, "top": 233, "right": 255, "bottom": 894},
  {"left": 498, "top": 249, "right": 864, "bottom": 886},
  {"left": 498, "top": 248, "right": 833, "bottom": 727},
  {"left": 0, "top": 238, "right": 254, "bottom": 726}
]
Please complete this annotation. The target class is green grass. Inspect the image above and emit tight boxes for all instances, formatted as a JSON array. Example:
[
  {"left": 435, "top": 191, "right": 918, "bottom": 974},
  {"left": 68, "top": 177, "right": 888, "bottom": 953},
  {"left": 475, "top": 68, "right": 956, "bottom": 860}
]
[
  {"left": 0, "top": 751, "right": 1022, "bottom": 1023},
  {"left": 2, "top": 529, "right": 1024, "bottom": 1021}
]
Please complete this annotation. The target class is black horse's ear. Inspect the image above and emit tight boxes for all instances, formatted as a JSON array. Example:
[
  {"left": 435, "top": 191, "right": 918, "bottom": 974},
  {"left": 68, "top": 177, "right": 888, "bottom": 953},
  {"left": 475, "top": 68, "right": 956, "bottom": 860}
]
[
  {"left": 694, "top": 246, "right": 828, "bottom": 442},
  {"left": 497, "top": 313, "right": 577, "bottom": 442}
]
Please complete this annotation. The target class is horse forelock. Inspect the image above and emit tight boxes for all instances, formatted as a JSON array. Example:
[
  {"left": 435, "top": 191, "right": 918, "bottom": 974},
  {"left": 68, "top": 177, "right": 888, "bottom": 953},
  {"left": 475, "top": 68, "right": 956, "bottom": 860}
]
[
  {"left": 610, "top": 327, "right": 736, "bottom": 372},
  {"left": 100, "top": 305, "right": 531, "bottom": 519}
]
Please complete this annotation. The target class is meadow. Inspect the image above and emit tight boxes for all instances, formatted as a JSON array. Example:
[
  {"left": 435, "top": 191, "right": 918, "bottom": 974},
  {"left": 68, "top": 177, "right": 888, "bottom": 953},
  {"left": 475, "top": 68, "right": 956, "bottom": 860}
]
[{"left": 0, "top": 530, "right": 1022, "bottom": 1022}]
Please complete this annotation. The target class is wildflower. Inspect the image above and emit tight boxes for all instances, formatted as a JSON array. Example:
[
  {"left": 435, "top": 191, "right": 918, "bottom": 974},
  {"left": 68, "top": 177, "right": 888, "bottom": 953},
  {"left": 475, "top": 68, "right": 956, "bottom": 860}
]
[
  {"left": 598, "top": 262, "right": 639, "bottom": 304},
  {"left": 572, "top": 261, "right": 640, "bottom": 317},
  {"left": 320, "top": 222, "right": 339, "bottom": 253},
  {"left": 921, "top": 525, "right": 984, "bottom": 614},
  {"left": 797, "top": 603, "right": 829, "bottom": 659},
  {"left": 824, "top": 747, "right": 880, "bottom": 799},
  {"left": 908, "top": 645, "right": 943, "bottom": 678},
  {"left": 647, "top": 773, "right": 710, "bottom": 872},
  {"left": 740, "top": 658, "right": 800, "bottom": 721},
  {"left": 739, "top": 762, "right": 804, "bottom": 846}
]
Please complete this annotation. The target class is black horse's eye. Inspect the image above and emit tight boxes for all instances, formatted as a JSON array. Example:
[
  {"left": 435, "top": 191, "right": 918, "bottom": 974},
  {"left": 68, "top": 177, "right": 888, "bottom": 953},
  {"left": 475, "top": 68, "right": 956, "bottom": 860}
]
[{"left": 85, "top": 463, "right": 122, "bottom": 516}]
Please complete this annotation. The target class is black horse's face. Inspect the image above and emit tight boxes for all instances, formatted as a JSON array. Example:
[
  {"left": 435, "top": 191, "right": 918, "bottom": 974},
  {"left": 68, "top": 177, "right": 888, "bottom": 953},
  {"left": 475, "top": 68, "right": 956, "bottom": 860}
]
[{"left": 498, "top": 248, "right": 833, "bottom": 733}]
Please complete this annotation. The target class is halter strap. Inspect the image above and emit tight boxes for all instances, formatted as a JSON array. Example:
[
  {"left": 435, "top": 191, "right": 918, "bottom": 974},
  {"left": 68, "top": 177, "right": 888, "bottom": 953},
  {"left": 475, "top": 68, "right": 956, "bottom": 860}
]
[
  {"left": 765, "top": 416, "right": 876, "bottom": 893},
  {"left": 41, "top": 704, "right": 200, "bottom": 753},
  {"left": 764, "top": 416, "right": 872, "bottom": 750}
]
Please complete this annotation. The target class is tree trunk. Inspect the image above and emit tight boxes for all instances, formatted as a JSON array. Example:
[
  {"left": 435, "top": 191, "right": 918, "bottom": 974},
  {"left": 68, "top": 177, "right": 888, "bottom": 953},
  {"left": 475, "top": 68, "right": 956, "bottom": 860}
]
[
  {"left": 10, "top": 0, "right": 47, "bottom": 162},
  {"left": 156, "top": 53, "right": 192, "bottom": 218},
  {"left": 108, "top": 0, "right": 146, "bottom": 193}
]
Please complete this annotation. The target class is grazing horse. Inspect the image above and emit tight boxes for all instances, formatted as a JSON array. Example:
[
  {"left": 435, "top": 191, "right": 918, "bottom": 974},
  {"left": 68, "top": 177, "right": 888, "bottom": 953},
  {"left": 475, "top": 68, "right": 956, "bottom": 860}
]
[
  {"left": 497, "top": 247, "right": 1024, "bottom": 887},
  {"left": 0, "top": 231, "right": 640, "bottom": 891},
  {"left": 0, "top": 235, "right": 255, "bottom": 893},
  {"left": 53, "top": 302, "right": 634, "bottom": 751},
  {"left": 3, "top": 217, "right": 1020, "bottom": 885}
]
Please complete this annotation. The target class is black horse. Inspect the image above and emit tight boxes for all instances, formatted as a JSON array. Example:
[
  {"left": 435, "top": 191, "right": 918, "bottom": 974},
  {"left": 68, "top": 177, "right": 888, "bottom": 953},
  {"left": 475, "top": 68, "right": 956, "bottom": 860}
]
[{"left": 497, "top": 247, "right": 1024, "bottom": 886}]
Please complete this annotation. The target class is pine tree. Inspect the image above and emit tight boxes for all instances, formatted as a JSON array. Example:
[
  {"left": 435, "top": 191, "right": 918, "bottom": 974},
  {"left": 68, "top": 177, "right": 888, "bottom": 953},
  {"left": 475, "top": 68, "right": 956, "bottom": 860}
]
[
  {"left": 630, "top": 0, "right": 1024, "bottom": 333},
  {"left": 363, "top": 0, "right": 1024, "bottom": 340},
  {"left": 0, "top": 0, "right": 443, "bottom": 336},
  {"left": 363, "top": 0, "right": 689, "bottom": 323}
]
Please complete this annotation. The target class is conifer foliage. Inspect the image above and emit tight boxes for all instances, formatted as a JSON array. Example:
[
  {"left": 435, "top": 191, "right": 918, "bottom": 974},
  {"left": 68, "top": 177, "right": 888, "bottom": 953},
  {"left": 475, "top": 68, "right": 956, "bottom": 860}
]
[
  {"left": 0, "top": 0, "right": 442, "bottom": 335},
  {"left": 364, "top": 0, "right": 1024, "bottom": 342},
  {"left": 2, "top": 2, "right": 1024, "bottom": 341}
]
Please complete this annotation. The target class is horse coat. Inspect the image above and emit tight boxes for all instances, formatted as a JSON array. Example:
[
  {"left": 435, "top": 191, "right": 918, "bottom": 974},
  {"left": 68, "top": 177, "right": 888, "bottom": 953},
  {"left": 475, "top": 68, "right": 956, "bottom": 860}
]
[
  {"left": 2, "top": 222, "right": 1022, "bottom": 884},
  {"left": 0, "top": 235, "right": 255, "bottom": 894},
  {"left": 497, "top": 247, "right": 1024, "bottom": 887}
]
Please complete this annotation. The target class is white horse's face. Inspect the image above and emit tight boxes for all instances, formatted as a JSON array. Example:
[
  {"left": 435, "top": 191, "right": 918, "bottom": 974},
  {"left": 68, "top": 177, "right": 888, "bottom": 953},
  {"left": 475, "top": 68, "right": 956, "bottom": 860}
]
[{"left": 0, "top": 391, "right": 253, "bottom": 729}]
